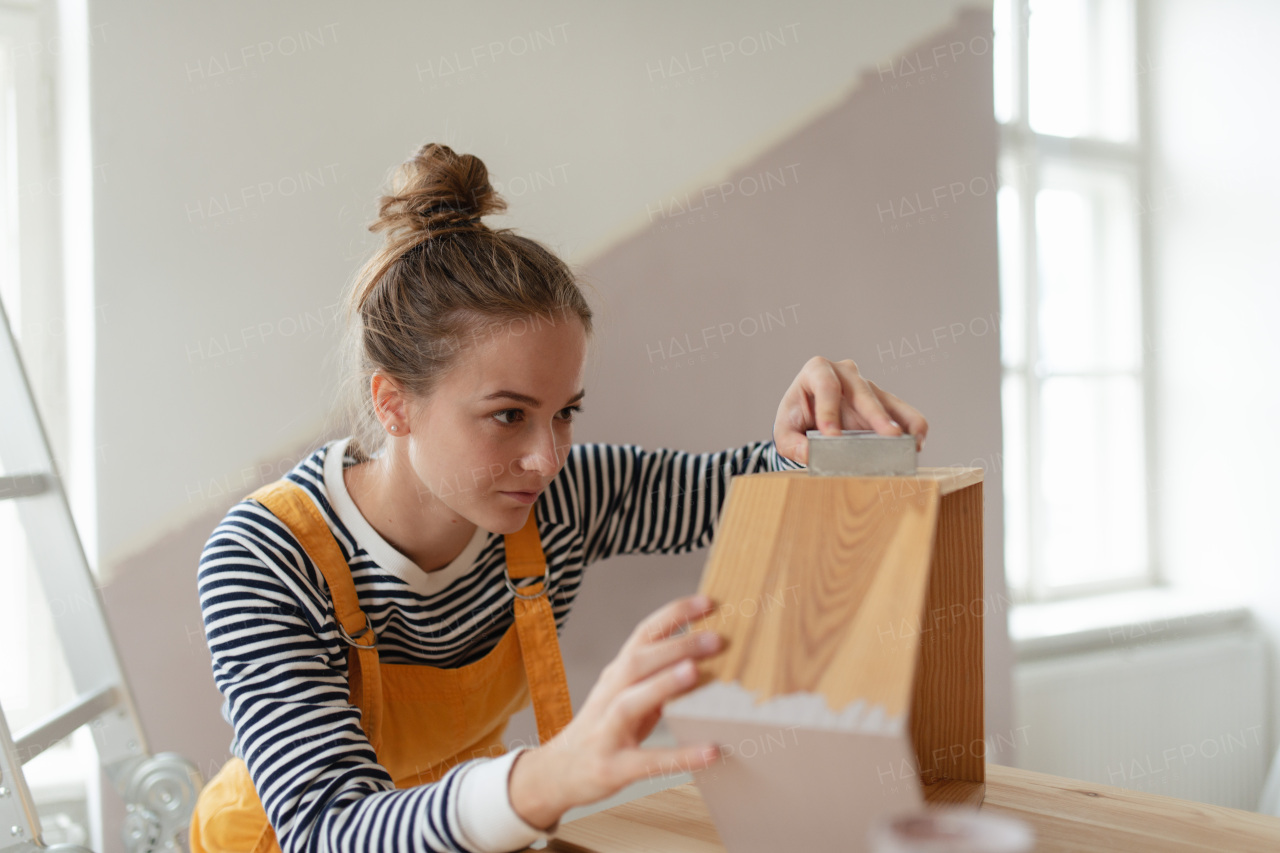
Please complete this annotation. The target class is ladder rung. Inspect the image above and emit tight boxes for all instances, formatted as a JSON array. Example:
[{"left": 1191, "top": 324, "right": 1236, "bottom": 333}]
[
  {"left": 13, "top": 685, "right": 122, "bottom": 765},
  {"left": 0, "top": 472, "right": 54, "bottom": 501}
]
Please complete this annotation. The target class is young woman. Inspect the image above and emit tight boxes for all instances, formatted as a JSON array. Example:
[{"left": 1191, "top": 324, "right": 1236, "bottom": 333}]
[{"left": 188, "top": 142, "right": 927, "bottom": 853}]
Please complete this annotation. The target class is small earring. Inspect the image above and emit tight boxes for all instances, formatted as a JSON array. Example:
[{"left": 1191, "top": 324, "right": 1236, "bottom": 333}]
[{"left": 390, "top": 425, "right": 398, "bottom": 432}]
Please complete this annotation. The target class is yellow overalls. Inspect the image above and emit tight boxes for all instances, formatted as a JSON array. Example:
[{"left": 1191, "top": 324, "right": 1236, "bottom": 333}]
[{"left": 188, "top": 479, "right": 574, "bottom": 852}]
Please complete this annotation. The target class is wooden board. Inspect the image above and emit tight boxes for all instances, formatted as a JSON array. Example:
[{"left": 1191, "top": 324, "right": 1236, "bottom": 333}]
[
  {"left": 921, "top": 778, "right": 986, "bottom": 808},
  {"left": 911, "top": 480, "right": 986, "bottom": 787},
  {"left": 682, "top": 471, "right": 944, "bottom": 718},
  {"left": 981, "top": 764, "right": 1280, "bottom": 852},
  {"left": 542, "top": 765, "right": 1280, "bottom": 852},
  {"left": 656, "top": 467, "right": 990, "bottom": 851},
  {"left": 750, "top": 466, "right": 985, "bottom": 497}
]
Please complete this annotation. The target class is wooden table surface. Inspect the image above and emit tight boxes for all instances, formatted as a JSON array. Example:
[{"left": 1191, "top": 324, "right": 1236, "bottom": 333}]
[{"left": 539, "top": 763, "right": 1280, "bottom": 852}]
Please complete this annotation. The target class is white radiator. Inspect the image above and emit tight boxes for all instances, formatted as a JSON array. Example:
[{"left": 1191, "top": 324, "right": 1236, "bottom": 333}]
[{"left": 1012, "top": 621, "right": 1272, "bottom": 810}]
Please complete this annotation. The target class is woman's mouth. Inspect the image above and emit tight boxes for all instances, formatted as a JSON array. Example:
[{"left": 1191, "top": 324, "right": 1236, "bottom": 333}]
[{"left": 500, "top": 490, "right": 539, "bottom": 504}]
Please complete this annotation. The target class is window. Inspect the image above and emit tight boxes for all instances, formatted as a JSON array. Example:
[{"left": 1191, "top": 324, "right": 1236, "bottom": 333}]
[
  {"left": 1, "top": 0, "right": 73, "bottom": 734},
  {"left": 1, "top": 0, "right": 97, "bottom": 839},
  {"left": 995, "top": 0, "right": 1154, "bottom": 601},
  {"left": 1, "top": 0, "right": 86, "bottom": 801}
]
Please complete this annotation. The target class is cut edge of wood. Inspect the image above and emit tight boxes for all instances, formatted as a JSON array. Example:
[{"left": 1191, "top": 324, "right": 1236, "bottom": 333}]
[{"left": 749, "top": 466, "right": 984, "bottom": 495}]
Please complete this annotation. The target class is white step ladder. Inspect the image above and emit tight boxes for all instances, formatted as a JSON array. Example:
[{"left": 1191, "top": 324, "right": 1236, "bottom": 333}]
[{"left": 0, "top": 296, "right": 202, "bottom": 852}]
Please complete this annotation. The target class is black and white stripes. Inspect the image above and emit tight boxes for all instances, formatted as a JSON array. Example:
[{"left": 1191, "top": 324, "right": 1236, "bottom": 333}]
[{"left": 197, "top": 437, "right": 802, "bottom": 853}]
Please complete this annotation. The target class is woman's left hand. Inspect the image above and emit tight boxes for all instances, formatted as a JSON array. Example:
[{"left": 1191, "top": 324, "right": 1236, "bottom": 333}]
[{"left": 773, "top": 356, "right": 928, "bottom": 465}]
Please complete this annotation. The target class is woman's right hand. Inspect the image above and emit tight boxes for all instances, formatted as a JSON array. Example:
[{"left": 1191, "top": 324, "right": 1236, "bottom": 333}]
[{"left": 508, "top": 593, "right": 726, "bottom": 829}]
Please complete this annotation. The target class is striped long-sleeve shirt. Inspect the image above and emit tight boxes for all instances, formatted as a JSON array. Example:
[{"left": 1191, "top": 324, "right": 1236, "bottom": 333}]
[{"left": 197, "top": 435, "right": 804, "bottom": 853}]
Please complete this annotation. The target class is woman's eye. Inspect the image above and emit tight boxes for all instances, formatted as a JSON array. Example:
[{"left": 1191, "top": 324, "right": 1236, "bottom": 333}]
[{"left": 492, "top": 406, "right": 581, "bottom": 426}]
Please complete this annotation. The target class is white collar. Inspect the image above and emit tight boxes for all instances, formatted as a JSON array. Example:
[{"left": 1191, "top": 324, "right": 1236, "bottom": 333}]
[{"left": 323, "top": 436, "right": 491, "bottom": 597}]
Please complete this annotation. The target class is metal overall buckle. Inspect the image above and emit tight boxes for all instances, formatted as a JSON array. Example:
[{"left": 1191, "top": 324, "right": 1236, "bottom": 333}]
[
  {"left": 504, "top": 561, "right": 552, "bottom": 600},
  {"left": 337, "top": 612, "right": 378, "bottom": 648}
]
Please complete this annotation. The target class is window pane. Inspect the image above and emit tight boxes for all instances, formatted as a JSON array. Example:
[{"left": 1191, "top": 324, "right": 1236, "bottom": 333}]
[
  {"left": 1002, "top": 371, "right": 1029, "bottom": 594},
  {"left": 992, "top": 0, "right": 1018, "bottom": 124},
  {"left": 997, "top": 168, "right": 1025, "bottom": 368},
  {"left": 0, "top": 41, "right": 20, "bottom": 330},
  {"left": 1028, "top": 0, "right": 1135, "bottom": 141},
  {"left": 1035, "top": 160, "right": 1141, "bottom": 373},
  {"left": 1039, "top": 375, "right": 1147, "bottom": 588}
]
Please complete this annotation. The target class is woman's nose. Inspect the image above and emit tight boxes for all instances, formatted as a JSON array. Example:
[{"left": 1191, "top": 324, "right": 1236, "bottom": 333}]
[{"left": 521, "top": 431, "right": 561, "bottom": 476}]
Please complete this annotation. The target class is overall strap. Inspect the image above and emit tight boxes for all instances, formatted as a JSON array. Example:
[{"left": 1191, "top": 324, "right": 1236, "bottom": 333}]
[
  {"left": 247, "top": 480, "right": 384, "bottom": 748},
  {"left": 248, "top": 479, "right": 573, "bottom": 754},
  {"left": 504, "top": 504, "right": 574, "bottom": 746}
]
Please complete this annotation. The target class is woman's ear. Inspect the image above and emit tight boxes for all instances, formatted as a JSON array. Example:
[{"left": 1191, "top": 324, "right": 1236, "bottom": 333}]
[{"left": 371, "top": 372, "right": 409, "bottom": 433}]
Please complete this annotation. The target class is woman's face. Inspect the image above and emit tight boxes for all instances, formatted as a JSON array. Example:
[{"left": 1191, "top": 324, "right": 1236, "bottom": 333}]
[{"left": 404, "top": 312, "right": 588, "bottom": 534}]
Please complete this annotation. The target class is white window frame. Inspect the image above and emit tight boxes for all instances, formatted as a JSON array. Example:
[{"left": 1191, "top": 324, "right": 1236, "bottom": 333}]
[
  {"left": 997, "top": 0, "right": 1159, "bottom": 603},
  {"left": 1, "top": 1, "right": 100, "bottom": 845},
  {"left": 1, "top": 0, "right": 74, "bottom": 734}
]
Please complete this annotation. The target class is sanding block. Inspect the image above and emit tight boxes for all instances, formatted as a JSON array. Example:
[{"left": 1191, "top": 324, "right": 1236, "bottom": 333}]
[{"left": 806, "top": 428, "right": 917, "bottom": 476}]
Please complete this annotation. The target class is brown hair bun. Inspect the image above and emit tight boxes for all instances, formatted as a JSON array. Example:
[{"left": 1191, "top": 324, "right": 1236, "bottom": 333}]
[{"left": 373, "top": 142, "right": 508, "bottom": 245}]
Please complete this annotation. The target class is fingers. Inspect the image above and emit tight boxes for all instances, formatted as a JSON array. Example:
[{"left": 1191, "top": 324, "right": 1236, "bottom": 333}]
[
  {"left": 629, "top": 594, "right": 715, "bottom": 648},
  {"left": 832, "top": 361, "right": 900, "bottom": 436},
  {"left": 607, "top": 594, "right": 723, "bottom": 688},
  {"left": 612, "top": 657, "right": 701, "bottom": 736},
  {"left": 807, "top": 360, "right": 846, "bottom": 436},
  {"left": 623, "top": 743, "right": 722, "bottom": 783},
  {"left": 807, "top": 356, "right": 896, "bottom": 436},
  {"left": 867, "top": 379, "right": 929, "bottom": 451},
  {"left": 775, "top": 357, "right": 913, "bottom": 467},
  {"left": 625, "top": 623, "right": 723, "bottom": 686},
  {"left": 773, "top": 394, "right": 811, "bottom": 465},
  {"left": 561, "top": 597, "right": 728, "bottom": 810},
  {"left": 591, "top": 595, "right": 717, "bottom": 698}
]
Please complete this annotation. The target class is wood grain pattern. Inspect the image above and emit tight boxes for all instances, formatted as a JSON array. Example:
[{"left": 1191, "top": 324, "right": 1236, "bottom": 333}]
[
  {"left": 684, "top": 471, "right": 944, "bottom": 717},
  {"left": 750, "top": 466, "right": 985, "bottom": 497},
  {"left": 921, "top": 778, "right": 985, "bottom": 807},
  {"left": 543, "top": 765, "right": 1280, "bottom": 852},
  {"left": 981, "top": 764, "right": 1280, "bottom": 852},
  {"left": 546, "top": 785, "right": 727, "bottom": 853},
  {"left": 910, "top": 480, "right": 986, "bottom": 786}
]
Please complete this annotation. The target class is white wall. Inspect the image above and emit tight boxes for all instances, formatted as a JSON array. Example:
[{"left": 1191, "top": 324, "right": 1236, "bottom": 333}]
[
  {"left": 90, "top": 0, "right": 979, "bottom": 573},
  {"left": 1148, "top": 0, "right": 1280, "bottom": 769}
]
